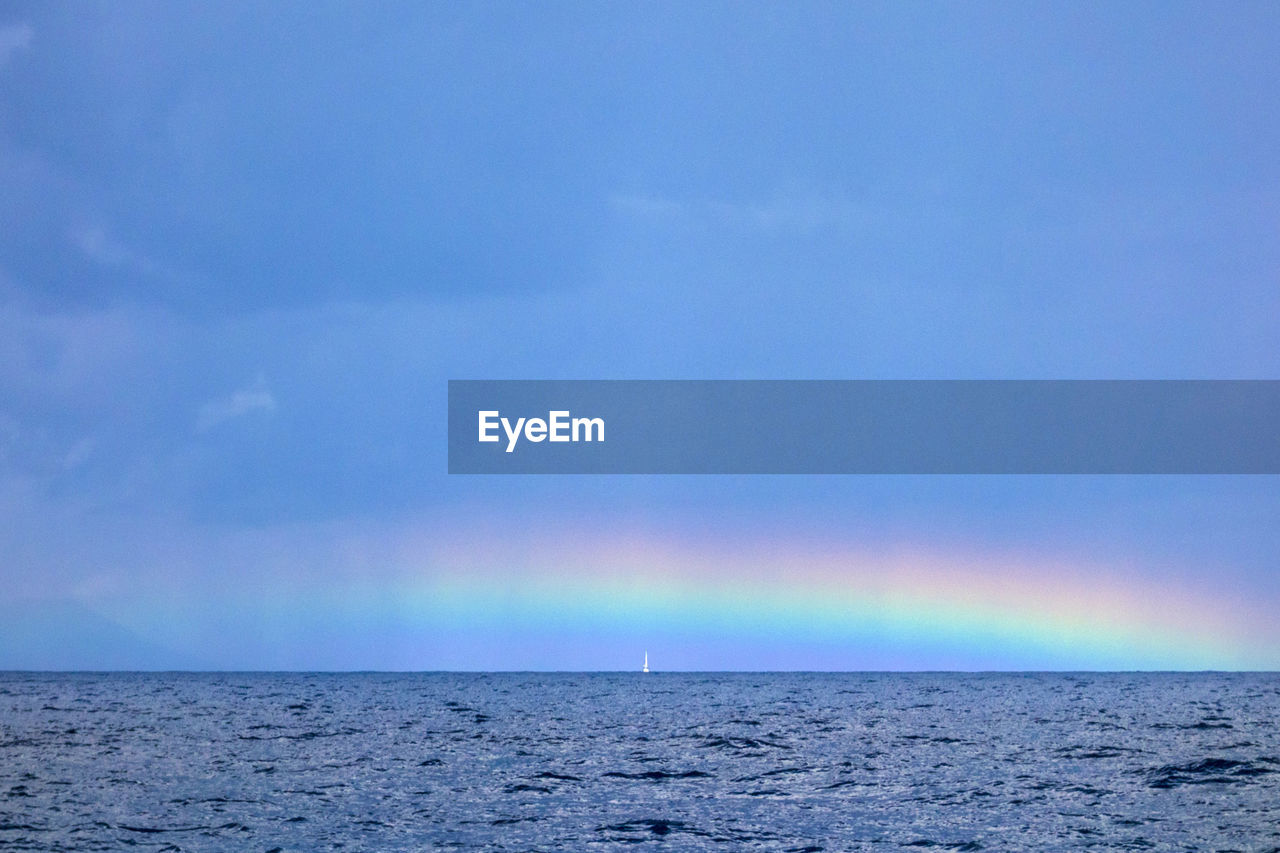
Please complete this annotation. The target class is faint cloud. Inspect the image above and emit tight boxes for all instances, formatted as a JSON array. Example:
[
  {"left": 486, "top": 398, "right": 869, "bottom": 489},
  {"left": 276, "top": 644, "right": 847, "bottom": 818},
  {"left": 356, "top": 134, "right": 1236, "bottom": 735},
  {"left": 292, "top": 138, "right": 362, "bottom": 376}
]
[
  {"left": 62, "top": 437, "right": 95, "bottom": 471},
  {"left": 0, "top": 301, "right": 157, "bottom": 404},
  {"left": 74, "top": 227, "right": 132, "bottom": 267},
  {"left": 712, "top": 196, "right": 871, "bottom": 231},
  {"left": 611, "top": 192, "right": 870, "bottom": 232},
  {"left": 610, "top": 194, "right": 689, "bottom": 220},
  {"left": 72, "top": 224, "right": 196, "bottom": 291},
  {"left": 196, "top": 379, "right": 276, "bottom": 433},
  {"left": 73, "top": 225, "right": 169, "bottom": 276},
  {"left": 0, "top": 416, "right": 94, "bottom": 478},
  {"left": 0, "top": 413, "right": 17, "bottom": 465},
  {"left": 70, "top": 572, "right": 122, "bottom": 601},
  {"left": 0, "top": 23, "right": 32, "bottom": 67}
]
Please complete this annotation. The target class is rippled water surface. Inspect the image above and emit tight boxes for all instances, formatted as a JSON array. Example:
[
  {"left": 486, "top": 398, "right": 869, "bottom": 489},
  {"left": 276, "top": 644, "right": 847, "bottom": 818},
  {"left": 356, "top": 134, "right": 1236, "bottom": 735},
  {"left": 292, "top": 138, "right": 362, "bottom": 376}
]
[{"left": 2, "top": 672, "right": 1279, "bottom": 851}]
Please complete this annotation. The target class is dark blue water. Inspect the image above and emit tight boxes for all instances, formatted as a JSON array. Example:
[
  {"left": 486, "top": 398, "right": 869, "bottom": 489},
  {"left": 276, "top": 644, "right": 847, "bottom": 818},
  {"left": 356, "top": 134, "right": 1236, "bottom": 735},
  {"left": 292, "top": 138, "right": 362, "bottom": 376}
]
[{"left": 2, "top": 672, "right": 1279, "bottom": 851}]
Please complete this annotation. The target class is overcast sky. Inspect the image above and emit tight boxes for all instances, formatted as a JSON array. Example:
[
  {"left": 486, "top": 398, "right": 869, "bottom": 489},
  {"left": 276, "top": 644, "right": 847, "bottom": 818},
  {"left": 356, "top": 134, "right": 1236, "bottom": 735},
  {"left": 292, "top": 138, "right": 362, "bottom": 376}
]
[{"left": 2, "top": 2, "right": 1278, "bottom": 669}]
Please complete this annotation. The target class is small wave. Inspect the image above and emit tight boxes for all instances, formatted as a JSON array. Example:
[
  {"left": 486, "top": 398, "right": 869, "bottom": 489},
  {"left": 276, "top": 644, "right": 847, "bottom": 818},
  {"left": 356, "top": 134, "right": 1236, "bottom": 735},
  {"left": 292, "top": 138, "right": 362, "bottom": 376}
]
[
  {"left": 601, "top": 769, "right": 713, "bottom": 781},
  {"left": 238, "top": 728, "right": 363, "bottom": 741},
  {"left": 902, "top": 840, "right": 983, "bottom": 851},
  {"left": 696, "top": 735, "right": 792, "bottom": 751},
  {"left": 503, "top": 783, "right": 551, "bottom": 793},
  {"left": 1143, "top": 757, "right": 1275, "bottom": 788},
  {"left": 117, "top": 821, "right": 243, "bottom": 833},
  {"left": 597, "top": 818, "right": 708, "bottom": 838},
  {"left": 1217, "top": 741, "right": 1257, "bottom": 750},
  {"left": 491, "top": 815, "right": 541, "bottom": 825},
  {"left": 1062, "top": 783, "right": 1112, "bottom": 796},
  {"left": 444, "top": 703, "right": 477, "bottom": 713},
  {"left": 1055, "top": 745, "right": 1144, "bottom": 759},
  {"left": 734, "top": 767, "right": 806, "bottom": 782}
]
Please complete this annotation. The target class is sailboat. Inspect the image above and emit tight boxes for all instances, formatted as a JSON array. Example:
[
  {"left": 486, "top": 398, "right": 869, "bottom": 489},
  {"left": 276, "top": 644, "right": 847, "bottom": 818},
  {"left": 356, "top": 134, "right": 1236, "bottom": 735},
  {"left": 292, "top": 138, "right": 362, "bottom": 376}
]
[{"left": 643, "top": 651, "right": 649, "bottom": 673}]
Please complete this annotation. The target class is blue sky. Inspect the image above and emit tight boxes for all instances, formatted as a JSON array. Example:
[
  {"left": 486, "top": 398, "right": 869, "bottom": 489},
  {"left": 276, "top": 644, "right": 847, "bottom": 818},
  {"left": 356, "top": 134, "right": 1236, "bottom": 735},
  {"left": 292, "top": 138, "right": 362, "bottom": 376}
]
[{"left": 1, "top": 2, "right": 1278, "bottom": 669}]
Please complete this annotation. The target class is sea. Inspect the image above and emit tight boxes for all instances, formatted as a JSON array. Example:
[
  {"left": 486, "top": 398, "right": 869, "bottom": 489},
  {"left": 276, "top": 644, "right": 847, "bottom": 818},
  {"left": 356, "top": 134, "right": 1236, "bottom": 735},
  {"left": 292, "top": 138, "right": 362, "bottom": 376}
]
[{"left": 1, "top": 672, "right": 1278, "bottom": 851}]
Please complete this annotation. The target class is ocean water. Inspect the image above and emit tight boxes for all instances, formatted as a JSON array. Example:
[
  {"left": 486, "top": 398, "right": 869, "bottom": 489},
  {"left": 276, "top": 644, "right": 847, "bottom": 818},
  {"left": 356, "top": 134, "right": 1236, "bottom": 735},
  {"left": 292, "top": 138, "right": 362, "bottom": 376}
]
[{"left": 1, "top": 672, "right": 1279, "bottom": 851}]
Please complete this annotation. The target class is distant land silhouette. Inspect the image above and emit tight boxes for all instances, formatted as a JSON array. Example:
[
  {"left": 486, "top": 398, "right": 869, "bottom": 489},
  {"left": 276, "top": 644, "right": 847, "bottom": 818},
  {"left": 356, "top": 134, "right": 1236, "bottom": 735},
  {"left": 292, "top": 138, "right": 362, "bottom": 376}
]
[{"left": 0, "top": 599, "right": 207, "bottom": 670}]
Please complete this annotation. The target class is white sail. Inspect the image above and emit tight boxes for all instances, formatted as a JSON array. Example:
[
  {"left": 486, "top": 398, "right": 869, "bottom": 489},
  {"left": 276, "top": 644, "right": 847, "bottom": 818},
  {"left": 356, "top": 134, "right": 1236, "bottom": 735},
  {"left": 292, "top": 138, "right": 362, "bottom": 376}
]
[{"left": 643, "top": 651, "right": 649, "bottom": 673}]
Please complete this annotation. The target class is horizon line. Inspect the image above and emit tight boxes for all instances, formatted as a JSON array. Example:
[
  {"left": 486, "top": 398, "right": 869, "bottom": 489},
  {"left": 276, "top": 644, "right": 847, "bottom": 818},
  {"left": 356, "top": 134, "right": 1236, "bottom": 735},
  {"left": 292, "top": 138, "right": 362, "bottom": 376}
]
[{"left": 2, "top": 668, "right": 1275, "bottom": 675}]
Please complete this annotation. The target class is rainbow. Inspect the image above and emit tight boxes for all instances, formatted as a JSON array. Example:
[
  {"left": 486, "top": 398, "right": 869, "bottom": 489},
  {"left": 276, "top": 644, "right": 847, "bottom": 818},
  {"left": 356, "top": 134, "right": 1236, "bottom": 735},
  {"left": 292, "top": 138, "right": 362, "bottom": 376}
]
[
  {"left": 109, "top": 522, "right": 1277, "bottom": 670},
  {"left": 354, "top": 525, "right": 1275, "bottom": 670}
]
